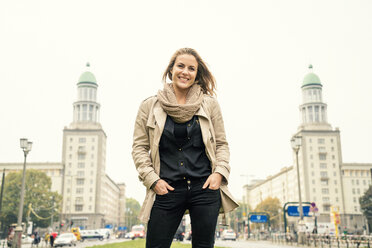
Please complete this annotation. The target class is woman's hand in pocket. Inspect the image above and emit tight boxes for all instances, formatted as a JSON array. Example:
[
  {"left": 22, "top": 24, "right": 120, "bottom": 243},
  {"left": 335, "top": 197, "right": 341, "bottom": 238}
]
[
  {"left": 202, "top": 173, "right": 222, "bottom": 190},
  {"left": 153, "top": 179, "right": 174, "bottom": 195}
]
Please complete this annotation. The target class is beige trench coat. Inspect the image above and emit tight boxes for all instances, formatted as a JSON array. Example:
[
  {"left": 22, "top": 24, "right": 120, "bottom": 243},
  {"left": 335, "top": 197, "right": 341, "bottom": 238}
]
[{"left": 132, "top": 95, "right": 239, "bottom": 222}]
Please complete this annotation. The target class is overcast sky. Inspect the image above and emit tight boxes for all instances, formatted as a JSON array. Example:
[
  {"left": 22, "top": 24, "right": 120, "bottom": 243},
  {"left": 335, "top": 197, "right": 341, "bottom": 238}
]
[{"left": 1, "top": 0, "right": 371, "bottom": 204}]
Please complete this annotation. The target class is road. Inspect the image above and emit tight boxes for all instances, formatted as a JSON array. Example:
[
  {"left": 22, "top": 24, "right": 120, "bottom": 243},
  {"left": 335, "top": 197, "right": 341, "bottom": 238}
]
[{"left": 11, "top": 238, "right": 300, "bottom": 248}]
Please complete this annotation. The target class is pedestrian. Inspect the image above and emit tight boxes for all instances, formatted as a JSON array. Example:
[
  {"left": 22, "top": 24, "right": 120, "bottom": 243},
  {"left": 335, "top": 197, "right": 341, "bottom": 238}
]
[
  {"left": 132, "top": 47, "right": 239, "bottom": 248},
  {"left": 44, "top": 233, "right": 50, "bottom": 247},
  {"left": 49, "top": 233, "right": 55, "bottom": 247}
]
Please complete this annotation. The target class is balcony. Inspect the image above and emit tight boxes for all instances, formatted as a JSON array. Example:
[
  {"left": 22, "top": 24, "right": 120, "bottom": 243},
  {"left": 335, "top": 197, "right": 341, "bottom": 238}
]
[{"left": 77, "top": 146, "right": 86, "bottom": 154}]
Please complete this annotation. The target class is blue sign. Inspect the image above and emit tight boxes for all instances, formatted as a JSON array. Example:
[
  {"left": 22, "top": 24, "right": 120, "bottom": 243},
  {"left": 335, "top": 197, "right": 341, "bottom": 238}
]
[
  {"left": 287, "top": 206, "right": 310, "bottom": 217},
  {"left": 250, "top": 215, "right": 268, "bottom": 223},
  {"left": 105, "top": 224, "right": 113, "bottom": 229},
  {"left": 118, "top": 226, "right": 127, "bottom": 231}
]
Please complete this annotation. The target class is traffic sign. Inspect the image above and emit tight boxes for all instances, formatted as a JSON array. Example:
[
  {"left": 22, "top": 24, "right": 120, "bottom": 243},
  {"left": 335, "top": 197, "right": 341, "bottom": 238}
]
[
  {"left": 250, "top": 215, "right": 268, "bottom": 223},
  {"left": 287, "top": 206, "right": 310, "bottom": 217}
]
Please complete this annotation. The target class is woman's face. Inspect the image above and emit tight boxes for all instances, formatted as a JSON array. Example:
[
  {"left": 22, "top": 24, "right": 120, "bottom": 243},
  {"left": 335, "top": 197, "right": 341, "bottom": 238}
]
[{"left": 171, "top": 54, "right": 198, "bottom": 92}]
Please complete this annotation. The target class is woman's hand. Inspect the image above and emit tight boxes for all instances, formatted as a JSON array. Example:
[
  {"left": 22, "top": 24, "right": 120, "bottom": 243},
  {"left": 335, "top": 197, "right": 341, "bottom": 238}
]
[
  {"left": 202, "top": 173, "right": 223, "bottom": 190},
  {"left": 153, "top": 179, "right": 174, "bottom": 195}
]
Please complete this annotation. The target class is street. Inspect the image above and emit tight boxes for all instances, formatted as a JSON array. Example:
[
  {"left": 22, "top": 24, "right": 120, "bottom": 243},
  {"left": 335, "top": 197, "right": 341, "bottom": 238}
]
[{"left": 11, "top": 238, "right": 300, "bottom": 248}]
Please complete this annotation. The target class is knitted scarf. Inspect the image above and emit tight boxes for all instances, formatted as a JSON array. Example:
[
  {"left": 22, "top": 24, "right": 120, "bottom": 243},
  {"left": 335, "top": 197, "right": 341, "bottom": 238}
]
[{"left": 157, "top": 83, "right": 204, "bottom": 123}]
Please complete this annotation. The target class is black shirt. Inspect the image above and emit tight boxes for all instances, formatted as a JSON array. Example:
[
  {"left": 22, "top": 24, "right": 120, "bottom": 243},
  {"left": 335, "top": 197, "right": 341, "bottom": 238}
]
[{"left": 159, "top": 115, "right": 211, "bottom": 182}]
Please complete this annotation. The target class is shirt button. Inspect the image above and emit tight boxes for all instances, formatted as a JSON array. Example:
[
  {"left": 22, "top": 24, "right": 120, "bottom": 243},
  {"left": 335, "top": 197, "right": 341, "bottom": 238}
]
[
  {"left": 179, "top": 148, "right": 182, "bottom": 151},
  {"left": 180, "top": 162, "right": 184, "bottom": 166},
  {"left": 188, "top": 124, "right": 191, "bottom": 127},
  {"left": 188, "top": 137, "right": 190, "bottom": 140}
]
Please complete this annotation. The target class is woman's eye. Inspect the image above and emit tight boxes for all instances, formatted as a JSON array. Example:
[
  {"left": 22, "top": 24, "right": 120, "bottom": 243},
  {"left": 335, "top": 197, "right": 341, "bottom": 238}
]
[{"left": 189, "top": 67, "right": 195, "bottom": 71}]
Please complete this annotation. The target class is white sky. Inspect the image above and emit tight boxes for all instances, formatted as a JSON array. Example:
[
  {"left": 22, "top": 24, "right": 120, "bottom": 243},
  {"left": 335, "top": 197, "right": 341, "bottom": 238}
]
[{"left": 1, "top": 0, "right": 371, "bottom": 204}]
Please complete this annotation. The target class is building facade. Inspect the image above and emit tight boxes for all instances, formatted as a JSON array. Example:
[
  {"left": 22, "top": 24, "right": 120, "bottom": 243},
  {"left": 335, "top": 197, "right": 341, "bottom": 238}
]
[
  {"left": 244, "top": 65, "right": 372, "bottom": 233},
  {"left": 61, "top": 65, "right": 126, "bottom": 229}
]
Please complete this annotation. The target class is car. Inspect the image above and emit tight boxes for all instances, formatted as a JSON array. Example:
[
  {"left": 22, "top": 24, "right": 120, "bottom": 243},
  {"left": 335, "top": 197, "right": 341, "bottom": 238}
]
[
  {"left": 80, "top": 230, "right": 104, "bottom": 241},
  {"left": 130, "top": 225, "right": 145, "bottom": 239},
  {"left": 221, "top": 229, "right": 236, "bottom": 241},
  {"left": 22, "top": 234, "right": 34, "bottom": 244},
  {"left": 53, "top": 233, "right": 77, "bottom": 247}
]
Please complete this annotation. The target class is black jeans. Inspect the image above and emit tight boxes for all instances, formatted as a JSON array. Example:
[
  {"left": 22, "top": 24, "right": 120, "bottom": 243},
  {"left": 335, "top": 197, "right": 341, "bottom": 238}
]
[{"left": 146, "top": 177, "right": 221, "bottom": 248}]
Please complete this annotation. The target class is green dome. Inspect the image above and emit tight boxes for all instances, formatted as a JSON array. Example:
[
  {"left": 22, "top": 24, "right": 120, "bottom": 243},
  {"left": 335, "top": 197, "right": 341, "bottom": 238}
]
[
  {"left": 78, "top": 71, "right": 97, "bottom": 85},
  {"left": 302, "top": 65, "right": 322, "bottom": 87}
]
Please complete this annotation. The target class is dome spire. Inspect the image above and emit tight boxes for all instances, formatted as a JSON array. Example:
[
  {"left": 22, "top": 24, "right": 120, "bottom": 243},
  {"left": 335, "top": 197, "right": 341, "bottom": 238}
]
[{"left": 86, "top": 62, "right": 90, "bottom": 68}]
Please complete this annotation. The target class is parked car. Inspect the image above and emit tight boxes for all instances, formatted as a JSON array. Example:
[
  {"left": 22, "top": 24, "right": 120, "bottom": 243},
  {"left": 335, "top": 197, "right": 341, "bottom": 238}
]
[
  {"left": 53, "top": 233, "right": 77, "bottom": 247},
  {"left": 221, "top": 229, "right": 236, "bottom": 241},
  {"left": 80, "top": 230, "right": 104, "bottom": 241},
  {"left": 22, "top": 235, "right": 34, "bottom": 244},
  {"left": 97, "top": 229, "right": 111, "bottom": 239}
]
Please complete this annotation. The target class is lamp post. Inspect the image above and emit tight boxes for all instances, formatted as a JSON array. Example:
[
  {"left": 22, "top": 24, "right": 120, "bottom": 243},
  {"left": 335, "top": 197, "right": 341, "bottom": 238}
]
[
  {"left": 291, "top": 135, "right": 305, "bottom": 244},
  {"left": 240, "top": 174, "right": 254, "bottom": 239},
  {"left": 12, "top": 138, "right": 32, "bottom": 248}
]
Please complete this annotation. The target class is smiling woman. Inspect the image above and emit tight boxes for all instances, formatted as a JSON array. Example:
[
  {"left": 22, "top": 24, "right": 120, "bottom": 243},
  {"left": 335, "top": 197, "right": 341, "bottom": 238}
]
[{"left": 132, "top": 48, "right": 239, "bottom": 248}]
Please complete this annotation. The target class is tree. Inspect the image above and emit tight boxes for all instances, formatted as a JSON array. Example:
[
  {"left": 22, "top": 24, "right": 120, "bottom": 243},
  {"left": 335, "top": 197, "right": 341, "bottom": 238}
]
[
  {"left": 253, "top": 197, "right": 282, "bottom": 230},
  {"left": 360, "top": 185, "right": 372, "bottom": 232},
  {"left": 0, "top": 169, "right": 62, "bottom": 229},
  {"left": 125, "top": 198, "right": 141, "bottom": 227}
]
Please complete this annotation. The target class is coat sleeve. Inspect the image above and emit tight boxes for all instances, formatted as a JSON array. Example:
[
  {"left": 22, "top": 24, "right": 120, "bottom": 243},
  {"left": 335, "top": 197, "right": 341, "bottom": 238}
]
[
  {"left": 131, "top": 98, "right": 160, "bottom": 189},
  {"left": 210, "top": 98, "right": 231, "bottom": 183}
]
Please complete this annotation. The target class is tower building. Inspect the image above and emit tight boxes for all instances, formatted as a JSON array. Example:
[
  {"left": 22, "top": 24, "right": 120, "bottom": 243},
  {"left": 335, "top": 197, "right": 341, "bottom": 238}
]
[
  {"left": 245, "top": 65, "right": 371, "bottom": 233},
  {"left": 61, "top": 64, "right": 125, "bottom": 229}
]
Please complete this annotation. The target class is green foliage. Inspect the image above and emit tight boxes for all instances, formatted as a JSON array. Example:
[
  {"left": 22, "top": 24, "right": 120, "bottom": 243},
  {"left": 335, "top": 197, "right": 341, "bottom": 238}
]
[
  {"left": 0, "top": 169, "right": 62, "bottom": 228},
  {"left": 253, "top": 197, "right": 282, "bottom": 229},
  {"left": 359, "top": 185, "right": 372, "bottom": 228},
  {"left": 87, "top": 239, "right": 228, "bottom": 248},
  {"left": 125, "top": 198, "right": 141, "bottom": 227}
]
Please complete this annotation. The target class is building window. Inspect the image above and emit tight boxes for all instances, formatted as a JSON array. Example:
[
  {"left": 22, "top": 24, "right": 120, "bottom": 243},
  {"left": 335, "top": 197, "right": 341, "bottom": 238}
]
[
  {"left": 67, "top": 188, "right": 70, "bottom": 193},
  {"left": 336, "top": 197, "right": 338, "bottom": 202},
  {"left": 312, "top": 180, "right": 315, "bottom": 184},
  {"left": 333, "top": 172, "right": 337, "bottom": 176},
  {"left": 76, "top": 188, "right": 84, "bottom": 194},
  {"left": 332, "top": 155, "right": 335, "bottom": 160},
  {"left": 354, "top": 206, "right": 358, "bottom": 212},
  {"left": 76, "top": 179, "right": 84, "bottom": 185},
  {"left": 90, "top": 179, "right": 93, "bottom": 184},
  {"left": 363, "top": 180, "right": 366, "bottom": 185},
  {"left": 77, "top": 171, "right": 85, "bottom": 177},
  {"left": 352, "top": 188, "right": 356, "bottom": 194},
  {"left": 78, "top": 154, "right": 85, "bottom": 160},
  {"left": 79, "top": 138, "right": 86, "bottom": 143},
  {"left": 90, "top": 188, "right": 93, "bottom": 193},
  {"left": 311, "top": 163, "right": 314, "bottom": 168},
  {"left": 92, "top": 138, "right": 95, "bottom": 142},
  {"left": 69, "top": 154, "right": 72, "bottom": 159},
  {"left": 331, "top": 147, "right": 334, "bottom": 151},
  {"left": 75, "top": 205, "right": 83, "bottom": 212},
  {"left": 78, "top": 163, "right": 85, "bottom": 168},
  {"left": 322, "top": 197, "right": 330, "bottom": 202},
  {"left": 320, "top": 180, "right": 328, "bottom": 186},
  {"left": 89, "top": 205, "right": 92, "bottom": 210},
  {"left": 90, "top": 171, "right": 94, "bottom": 176},
  {"left": 318, "top": 138, "right": 325, "bottom": 144},
  {"left": 313, "top": 188, "right": 316, "bottom": 193},
  {"left": 320, "top": 171, "right": 328, "bottom": 178},
  {"left": 361, "top": 171, "right": 364, "bottom": 177},
  {"left": 335, "top": 188, "right": 338, "bottom": 193},
  {"left": 352, "top": 179, "right": 355, "bottom": 185},
  {"left": 357, "top": 188, "right": 360, "bottom": 194},
  {"left": 309, "top": 138, "right": 312, "bottom": 143},
  {"left": 92, "top": 146, "right": 95, "bottom": 150},
  {"left": 324, "top": 206, "right": 330, "bottom": 212},
  {"left": 356, "top": 179, "right": 359, "bottom": 185},
  {"left": 70, "top": 138, "right": 73, "bottom": 142},
  {"left": 350, "top": 171, "right": 353, "bottom": 176},
  {"left": 320, "top": 163, "right": 327, "bottom": 169},
  {"left": 321, "top": 188, "right": 329, "bottom": 194},
  {"left": 68, "top": 163, "right": 72, "bottom": 168},
  {"left": 334, "top": 180, "right": 337, "bottom": 185},
  {"left": 91, "top": 154, "right": 94, "bottom": 159},
  {"left": 69, "top": 146, "right": 72, "bottom": 151},
  {"left": 318, "top": 147, "right": 326, "bottom": 152},
  {"left": 353, "top": 197, "right": 356, "bottom": 203},
  {"left": 333, "top": 163, "right": 336, "bottom": 168},
  {"left": 319, "top": 154, "right": 326, "bottom": 160}
]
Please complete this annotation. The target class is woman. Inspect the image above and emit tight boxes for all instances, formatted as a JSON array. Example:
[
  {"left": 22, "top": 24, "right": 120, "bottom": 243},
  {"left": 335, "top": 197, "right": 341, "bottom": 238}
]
[{"left": 132, "top": 48, "right": 238, "bottom": 248}]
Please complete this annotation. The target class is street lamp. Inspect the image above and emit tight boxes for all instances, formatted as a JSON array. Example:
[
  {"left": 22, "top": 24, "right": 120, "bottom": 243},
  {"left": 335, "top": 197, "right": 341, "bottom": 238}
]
[
  {"left": 12, "top": 138, "right": 32, "bottom": 248},
  {"left": 240, "top": 174, "right": 254, "bottom": 239},
  {"left": 291, "top": 135, "right": 305, "bottom": 244}
]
